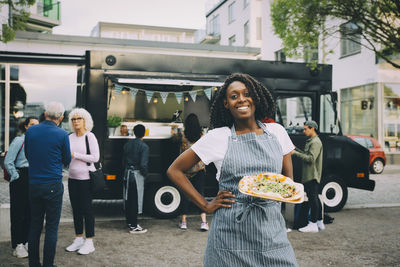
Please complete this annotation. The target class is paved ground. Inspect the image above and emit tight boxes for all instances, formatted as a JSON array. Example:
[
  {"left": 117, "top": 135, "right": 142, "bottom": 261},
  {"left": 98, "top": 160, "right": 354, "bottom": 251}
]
[
  {"left": 0, "top": 207, "right": 399, "bottom": 266},
  {"left": 0, "top": 165, "right": 399, "bottom": 266}
]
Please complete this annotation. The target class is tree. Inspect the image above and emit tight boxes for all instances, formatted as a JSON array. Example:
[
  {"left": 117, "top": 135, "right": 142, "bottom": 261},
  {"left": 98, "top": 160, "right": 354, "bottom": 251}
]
[
  {"left": 1, "top": 0, "right": 36, "bottom": 43},
  {"left": 271, "top": 0, "right": 400, "bottom": 69}
]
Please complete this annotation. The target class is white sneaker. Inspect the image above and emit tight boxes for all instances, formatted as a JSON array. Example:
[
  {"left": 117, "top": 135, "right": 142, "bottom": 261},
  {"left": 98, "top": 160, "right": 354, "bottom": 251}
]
[
  {"left": 200, "top": 222, "right": 209, "bottom": 231},
  {"left": 299, "top": 222, "right": 319, "bottom": 233},
  {"left": 13, "top": 243, "right": 28, "bottom": 258},
  {"left": 129, "top": 224, "right": 148, "bottom": 234},
  {"left": 179, "top": 221, "right": 187, "bottom": 230},
  {"left": 77, "top": 239, "right": 95, "bottom": 255},
  {"left": 317, "top": 220, "right": 325, "bottom": 230},
  {"left": 65, "top": 237, "right": 84, "bottom": 252}
]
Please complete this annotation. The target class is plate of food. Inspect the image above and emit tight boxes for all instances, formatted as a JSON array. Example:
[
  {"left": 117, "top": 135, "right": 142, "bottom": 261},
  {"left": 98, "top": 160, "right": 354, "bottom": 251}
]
[{"left": 238, "top": 172, "right": 304, "bottom": 203}]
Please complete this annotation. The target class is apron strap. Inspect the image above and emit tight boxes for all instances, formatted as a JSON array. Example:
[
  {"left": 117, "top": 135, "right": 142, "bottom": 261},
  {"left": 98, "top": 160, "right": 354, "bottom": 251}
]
[
  {"left": 235, "top": 198, "right": 276, "bottom": 223},
  {"left": 230, "top": 120, "right": 272, "bottom": 141}
]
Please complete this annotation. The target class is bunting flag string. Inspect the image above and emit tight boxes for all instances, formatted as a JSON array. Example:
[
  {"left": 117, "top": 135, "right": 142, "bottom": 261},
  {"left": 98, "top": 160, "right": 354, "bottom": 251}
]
[
  {"left": 112, "top": 84, "right": 219, "bottom": 104},
  {"left": 174, "top": 92, "right": 183, "bottom": 104},
  {"left": 204, "top": 88, "right": 212, "bottom": 100},
  {"left": 189, "top": 91, "right": 197, "bottom": 102},
  {"left": 159, "top": 91, "right": 169, "bottom": 104},
  {"left": 145, "top": 91, "right": 154, "bottom": 103},
  {"left": 115, "top": 84, "right": 123, "bottom": 96},
  {"left": 130, "top": 88, "right": 138, "bottom": 100}
]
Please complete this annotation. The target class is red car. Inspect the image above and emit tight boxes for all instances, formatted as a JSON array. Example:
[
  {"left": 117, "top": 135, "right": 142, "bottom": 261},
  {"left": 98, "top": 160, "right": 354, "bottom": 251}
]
[{"left": 346, "top": 135, "right": 386, "bottom": 174}]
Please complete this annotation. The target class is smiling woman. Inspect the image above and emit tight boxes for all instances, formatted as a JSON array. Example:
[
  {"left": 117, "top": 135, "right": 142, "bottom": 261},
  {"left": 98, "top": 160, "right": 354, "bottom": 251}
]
[{"left": 167, "top": 73, "right": 298, "bottom": 266}]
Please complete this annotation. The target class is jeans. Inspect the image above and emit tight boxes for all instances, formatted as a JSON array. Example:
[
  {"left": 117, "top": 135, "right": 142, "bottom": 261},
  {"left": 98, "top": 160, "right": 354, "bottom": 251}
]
[
  {"left": 303, "top": 179, "right": 322, "bottom": 223},
  {"left": 9, "top": 168, "right": 30, "bottom": 249},
  {"left": 28, "top": 182, "right": 63, "bottom": 267},
  {"left": 68, "top": 179, "right": 94, "bottom": 238}
]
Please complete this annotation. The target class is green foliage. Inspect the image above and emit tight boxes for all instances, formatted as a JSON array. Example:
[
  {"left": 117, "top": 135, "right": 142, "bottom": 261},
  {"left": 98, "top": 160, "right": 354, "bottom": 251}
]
[
  {"left": 0, "top": 0, "right": 36, "bottom": 43},
  {"left": 107, "top": 116, "right": 122, "bottom": 128},
  {"left": 271, "top": 0, "right": 400, "bottom": 69}
]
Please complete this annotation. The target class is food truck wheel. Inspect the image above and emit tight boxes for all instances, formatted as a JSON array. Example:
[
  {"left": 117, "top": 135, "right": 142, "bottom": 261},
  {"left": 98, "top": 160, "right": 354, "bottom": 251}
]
[
  {"left": 147, "top": 184, "right": 181, "bottom": 218},
  {"left": 320, "top": 176, "right": 348, "bottom": 212}
]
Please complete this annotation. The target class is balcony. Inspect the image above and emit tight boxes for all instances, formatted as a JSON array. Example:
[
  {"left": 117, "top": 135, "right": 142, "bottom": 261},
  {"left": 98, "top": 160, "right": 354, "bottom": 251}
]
[
  {"left": 26, "top": 0, "right": 61, "bottom": 32},
  {"left": 195, "top": 29, "right": 221, "bottom": 45}
]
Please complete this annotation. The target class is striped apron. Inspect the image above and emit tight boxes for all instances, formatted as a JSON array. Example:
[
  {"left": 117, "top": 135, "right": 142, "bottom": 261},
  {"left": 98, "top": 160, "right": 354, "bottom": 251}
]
[{"left": 204, "top": 121, "right": 298, "bottom": 267}]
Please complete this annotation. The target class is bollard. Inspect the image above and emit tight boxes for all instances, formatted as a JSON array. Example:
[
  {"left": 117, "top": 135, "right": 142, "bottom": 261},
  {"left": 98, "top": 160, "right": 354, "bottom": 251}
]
[{"left": 0, "top": 203, "right": 11, "bottom": 242}]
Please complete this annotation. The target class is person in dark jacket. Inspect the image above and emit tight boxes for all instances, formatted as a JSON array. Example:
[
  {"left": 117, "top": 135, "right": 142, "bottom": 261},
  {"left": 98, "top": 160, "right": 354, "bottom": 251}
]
[
  {"left": 25, "top": 102, "right": 71, "bottom": 267},
  {"left": 123, "top": 124, "right": 149, "bottom": 233}
]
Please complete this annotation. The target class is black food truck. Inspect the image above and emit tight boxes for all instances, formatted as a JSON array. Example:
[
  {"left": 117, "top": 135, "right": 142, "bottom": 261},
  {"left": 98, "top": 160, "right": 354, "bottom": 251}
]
[{"left": 83, "top": 51, "right": 374, "bottom": 218}]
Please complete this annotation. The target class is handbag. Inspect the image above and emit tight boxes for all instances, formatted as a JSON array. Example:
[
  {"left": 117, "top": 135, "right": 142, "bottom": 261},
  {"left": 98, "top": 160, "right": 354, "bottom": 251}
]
[
  {"left": 3, "top": 142, "right": 24, "bottom": 182},
  {"left": 85, "top": 135, "right": 106, "bottom": 193}
]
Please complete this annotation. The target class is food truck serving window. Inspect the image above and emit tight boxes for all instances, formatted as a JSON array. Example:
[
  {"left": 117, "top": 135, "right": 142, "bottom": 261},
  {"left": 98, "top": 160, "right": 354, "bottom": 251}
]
[{"left": 106, "top": 79, "right": 221, "bottom": 138}]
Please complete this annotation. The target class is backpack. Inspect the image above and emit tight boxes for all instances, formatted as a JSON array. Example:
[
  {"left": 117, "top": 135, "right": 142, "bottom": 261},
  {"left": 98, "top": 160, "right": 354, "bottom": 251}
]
[{"left": 3, "top": 142, "right": 24, "bottom": 182}]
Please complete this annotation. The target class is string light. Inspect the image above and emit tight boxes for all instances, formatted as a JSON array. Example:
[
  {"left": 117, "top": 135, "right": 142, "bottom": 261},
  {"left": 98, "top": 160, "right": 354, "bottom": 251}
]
[
  {"left": 184, "top": 96, "right": 189, "bottom": 102},
  {"left": 153, "top": 98, "right": 158, "bottom": 103}
]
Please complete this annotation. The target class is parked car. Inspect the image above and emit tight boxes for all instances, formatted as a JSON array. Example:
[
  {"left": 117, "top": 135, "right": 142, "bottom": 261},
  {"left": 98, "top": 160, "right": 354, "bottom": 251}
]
[{"left": 346, "top": 135, "right": 386, "bottom": 174}]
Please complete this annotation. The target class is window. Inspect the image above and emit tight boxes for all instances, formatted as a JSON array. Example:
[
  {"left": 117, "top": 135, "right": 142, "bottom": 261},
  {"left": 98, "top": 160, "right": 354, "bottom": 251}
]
[
  {"left": 275, "top": 96, "right": 312, "bottom": 134},
  {"left": 256, "top": 17, "right": 262, "bottom": 40},
  {"left": 320, "top": 94, "right": 340, "bottom": 134},
  {"left": 383, "top": 83, "right": 400, "bottom": 152},
  {"left": 107, "top": 81, "right": 214, "bottom": 137},
  {"left": 0, "top": 64, "right": 80, "bottom": 152},
  {"left": 340, "top": 84, "right": 377, "bottom": 139},
  {"left": 208, "top": 15, "right": 220, "bottom": 35},
  {"left": 229, "top": 35, "right": 236, "bottom": 46},
  {"left": 274, "top": 49, "right": 286, "bottom": 62},
  {"left": 229, "top": 2, "right": 236, "bottom": 24},
  {"left": 340, "top": 22, "right": 361, "bottom": 57},
  {"left": 243, "top": 0, "right": 249, "bottom": 8},
  {"left": 244, "top": 21, "right": 249, "bottom": 45},
  {"left": 304, "top": 45, "right": 319, "bottom": 63}
]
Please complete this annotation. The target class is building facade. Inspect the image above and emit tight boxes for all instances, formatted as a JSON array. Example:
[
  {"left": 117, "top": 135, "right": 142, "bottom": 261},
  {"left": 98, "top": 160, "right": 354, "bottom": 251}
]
[
  {"left": 90, "top": 22, "right": 197, "bottom": 43},
  {"left": 203, "top": 0, "right": 400, "bottom": 163},
  {"left": 199, "top": 0, "right": 263, "bottom": 48}
]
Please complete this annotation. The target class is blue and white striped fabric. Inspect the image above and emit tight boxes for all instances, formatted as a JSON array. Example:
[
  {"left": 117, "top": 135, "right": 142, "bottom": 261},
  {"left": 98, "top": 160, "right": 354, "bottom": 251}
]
[{"left": 204, "top": 121, "right": 298, "bottom": 266}]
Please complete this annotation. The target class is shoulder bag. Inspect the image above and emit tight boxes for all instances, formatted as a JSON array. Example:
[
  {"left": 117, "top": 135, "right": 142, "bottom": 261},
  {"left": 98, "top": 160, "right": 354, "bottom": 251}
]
[{"left": 85, "top": 135, "right": 106, "bottom": 193}]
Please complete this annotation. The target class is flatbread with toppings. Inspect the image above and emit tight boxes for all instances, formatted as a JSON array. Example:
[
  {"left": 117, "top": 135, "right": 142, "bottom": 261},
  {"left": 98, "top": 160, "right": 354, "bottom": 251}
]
[{"left": 239, "top": 172, "right": 304, "bottom": 203}]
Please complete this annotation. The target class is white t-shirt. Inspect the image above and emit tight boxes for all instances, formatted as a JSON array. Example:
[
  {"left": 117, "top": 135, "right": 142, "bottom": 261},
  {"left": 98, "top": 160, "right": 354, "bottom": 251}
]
[{"left": 191, "top": 123, "right": 294, "bottom": 180}]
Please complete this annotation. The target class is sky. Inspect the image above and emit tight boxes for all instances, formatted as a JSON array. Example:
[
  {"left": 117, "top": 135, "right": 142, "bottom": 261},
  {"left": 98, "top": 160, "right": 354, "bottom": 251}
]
[{"left": 53, "top": 0, "right": 210, "bottom": 36}]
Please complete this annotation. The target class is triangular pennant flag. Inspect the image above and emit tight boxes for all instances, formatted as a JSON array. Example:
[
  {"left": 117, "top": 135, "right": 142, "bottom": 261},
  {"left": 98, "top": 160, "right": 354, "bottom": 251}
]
[
  {"left": 130, "top": 88, "right": 139, "bottom": 100},
  {"left": 115, "top": 84, "right": 123, "bottom": 96},
  {"left": 174, "top": 92, "right": 183, "bottom": 104},
  {"left": 204, "top": 88, "right": 212, "bottom": 100},
  {"left": 160, "top": 91, "right": 169, "bottom": 104},
  {"left": 145, "top": 91, "right": 154, "bottom": 103},
  {"left": 189, "top": 91, "right": 197, "bottom": 102}
]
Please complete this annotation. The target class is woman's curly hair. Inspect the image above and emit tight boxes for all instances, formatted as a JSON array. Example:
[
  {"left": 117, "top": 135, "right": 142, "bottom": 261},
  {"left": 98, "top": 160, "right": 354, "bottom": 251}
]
[{"left": 210, "top": 73, "right": 275, "bottom": 129}]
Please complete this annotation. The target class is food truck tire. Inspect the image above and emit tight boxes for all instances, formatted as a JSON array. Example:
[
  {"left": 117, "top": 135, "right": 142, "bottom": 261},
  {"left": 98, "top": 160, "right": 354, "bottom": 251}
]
[
  {"left": 146, "top": 183, "right": 181, "bottom": 218},
  {"left": 320, "top": 176, "right": 348, "bottom": 212}
]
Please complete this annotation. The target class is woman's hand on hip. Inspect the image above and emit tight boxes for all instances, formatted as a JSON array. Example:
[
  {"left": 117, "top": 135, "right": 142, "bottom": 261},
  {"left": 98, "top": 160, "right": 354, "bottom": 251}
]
[{"left": 204, "top": 190, "right": 235, "bottom": 213}]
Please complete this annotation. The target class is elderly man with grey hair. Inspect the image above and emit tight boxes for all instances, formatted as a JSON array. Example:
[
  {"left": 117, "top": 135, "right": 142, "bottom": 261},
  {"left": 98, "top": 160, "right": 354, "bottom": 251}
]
[{"left": 25, "top": 101, "right": 71, "bottom": 267}]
